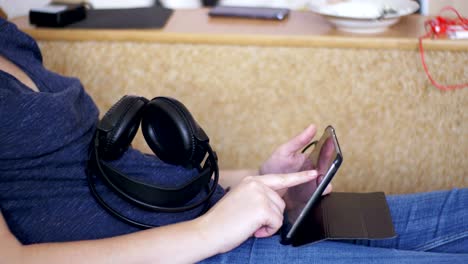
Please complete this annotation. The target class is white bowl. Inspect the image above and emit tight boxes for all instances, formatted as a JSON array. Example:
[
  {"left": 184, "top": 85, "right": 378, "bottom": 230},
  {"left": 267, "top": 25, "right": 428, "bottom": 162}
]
[{"left": 309, "top": 0, "right": 420, "bottom": 34}]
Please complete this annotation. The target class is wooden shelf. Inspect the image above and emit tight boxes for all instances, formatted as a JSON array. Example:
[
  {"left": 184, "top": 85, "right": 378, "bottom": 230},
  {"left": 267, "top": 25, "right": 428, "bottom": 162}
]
[{"left": 11, "top": 8, "right": 468, "bottom": 51}]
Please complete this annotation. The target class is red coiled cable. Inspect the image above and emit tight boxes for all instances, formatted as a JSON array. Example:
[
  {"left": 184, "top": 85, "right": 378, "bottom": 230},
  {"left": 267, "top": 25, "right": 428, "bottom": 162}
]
[{"left": 419, "top": 6, "right": 468, "bottom": 91}]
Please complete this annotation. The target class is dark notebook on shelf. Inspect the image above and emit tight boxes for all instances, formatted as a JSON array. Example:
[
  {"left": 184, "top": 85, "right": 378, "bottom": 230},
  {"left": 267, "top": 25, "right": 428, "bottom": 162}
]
[{"left": 67, "top": 6, "right": 173, "bottom": 29}]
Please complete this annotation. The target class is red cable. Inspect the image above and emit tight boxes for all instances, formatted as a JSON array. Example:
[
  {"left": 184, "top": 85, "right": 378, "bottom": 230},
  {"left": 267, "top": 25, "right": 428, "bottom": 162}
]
[{"left": 419, "top": 6, "right": 468, "bottom": 91}]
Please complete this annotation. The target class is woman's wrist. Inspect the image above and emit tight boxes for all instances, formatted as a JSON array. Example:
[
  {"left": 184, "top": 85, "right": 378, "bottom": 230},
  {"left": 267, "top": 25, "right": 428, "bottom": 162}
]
[{"left": 193, "top": 213, "right": 225, "bottom": 256}]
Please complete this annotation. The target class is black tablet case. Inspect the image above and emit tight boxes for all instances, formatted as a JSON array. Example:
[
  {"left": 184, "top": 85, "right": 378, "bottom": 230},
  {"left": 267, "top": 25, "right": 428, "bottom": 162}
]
[{"left": 289, "top": 192, "right": 396, "bottom": 247}]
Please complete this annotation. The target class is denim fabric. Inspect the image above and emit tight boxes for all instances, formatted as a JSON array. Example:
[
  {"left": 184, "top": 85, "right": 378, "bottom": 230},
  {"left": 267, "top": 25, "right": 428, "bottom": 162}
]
[{"left": 202, "top": 189, "right": 468, "bottom": 263}]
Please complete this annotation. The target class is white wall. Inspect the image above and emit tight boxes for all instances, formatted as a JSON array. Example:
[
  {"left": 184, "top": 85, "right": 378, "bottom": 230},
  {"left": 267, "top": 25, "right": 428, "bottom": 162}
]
[
  {"left": 219, "top": 0, "right": 311, "bottom": 9},
  {"left": 0, "top": 0, "right": 156, "bottom": 18},
  {"left": 419, "top": 0, "right": 468, "bottom": 16},
  {"left": 220, "top": 0, "right": 468, "bottom": 15},
  {"left": 0, "top": 0, "right": 51, "bottom": 18}
]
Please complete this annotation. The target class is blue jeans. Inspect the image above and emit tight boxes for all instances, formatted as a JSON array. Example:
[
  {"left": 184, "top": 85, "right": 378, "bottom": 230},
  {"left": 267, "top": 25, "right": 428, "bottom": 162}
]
[{"left": 201, "top": 189, "right": 468, "bottom": 263}]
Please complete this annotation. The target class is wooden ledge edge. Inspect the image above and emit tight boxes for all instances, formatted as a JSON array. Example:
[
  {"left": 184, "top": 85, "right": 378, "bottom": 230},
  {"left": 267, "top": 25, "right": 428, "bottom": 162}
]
[{"left": 21, "top": 28, "right": 468, "bottom": 51}]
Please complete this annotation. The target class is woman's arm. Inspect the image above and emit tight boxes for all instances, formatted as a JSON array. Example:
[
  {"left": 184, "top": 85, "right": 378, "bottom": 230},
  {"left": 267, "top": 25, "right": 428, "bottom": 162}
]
[
  {"left": 0, "top": 212, "right": 22, "bottom": 262},
  {"left": 1, "top": 170, "right": 318, "bottom": 264},
  {"left": 0, "top": 211, "right": 219, "bottom": 264}
]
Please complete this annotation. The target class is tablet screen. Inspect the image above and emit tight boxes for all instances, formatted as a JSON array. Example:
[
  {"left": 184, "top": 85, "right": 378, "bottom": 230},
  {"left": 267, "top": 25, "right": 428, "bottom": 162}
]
[{"left": 282, "top": 126, "right": 342, "bottom": 243}]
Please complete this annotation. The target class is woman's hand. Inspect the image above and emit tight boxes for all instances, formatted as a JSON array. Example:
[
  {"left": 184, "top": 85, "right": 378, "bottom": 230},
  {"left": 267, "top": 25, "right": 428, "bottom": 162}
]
[
  {"left": 198, "top": 170, "right": 318, "bottom": 254},
  {"left": 259, "top": 124, "right": 332, "bottom": 197},
  {"left": 259, "top": 124, "right": 317, "bottom": 175}
]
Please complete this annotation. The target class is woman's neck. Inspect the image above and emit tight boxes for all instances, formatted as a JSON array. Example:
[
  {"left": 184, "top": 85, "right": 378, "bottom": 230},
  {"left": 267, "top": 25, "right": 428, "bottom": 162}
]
[{"left": 0, "top": 54, "right": 39, "bottom": 92}]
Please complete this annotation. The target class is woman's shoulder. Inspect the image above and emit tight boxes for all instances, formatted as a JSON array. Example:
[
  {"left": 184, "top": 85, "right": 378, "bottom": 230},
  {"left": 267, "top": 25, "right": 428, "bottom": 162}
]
[{"left": 0, "top": 18, "right": 43, "bottom": 68}]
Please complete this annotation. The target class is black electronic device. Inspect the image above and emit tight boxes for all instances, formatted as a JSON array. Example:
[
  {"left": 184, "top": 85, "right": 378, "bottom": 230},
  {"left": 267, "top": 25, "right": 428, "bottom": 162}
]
[
  {"left": 87, "top": 95, "right": 219, "bottom": 229},
  {"left": 208, "top": 5, "right": 290, "bottom": 20},
  {"left": 281, "top": 125, "right": 343, "bottom": 244},
  {"left": 29, "top": 3, "right": 87, "bottom": 27}
]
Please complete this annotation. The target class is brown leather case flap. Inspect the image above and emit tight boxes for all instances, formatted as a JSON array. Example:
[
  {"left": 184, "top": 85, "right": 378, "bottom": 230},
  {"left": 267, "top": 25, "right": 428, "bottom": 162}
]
[{"left": 291, "top": 192, "right": 396, "bottom": 247}]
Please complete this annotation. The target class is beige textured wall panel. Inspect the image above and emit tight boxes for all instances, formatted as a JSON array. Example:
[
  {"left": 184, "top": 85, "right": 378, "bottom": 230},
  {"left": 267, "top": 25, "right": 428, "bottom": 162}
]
[{"left": 38, "top": 41, "right": 468, "bottom": 194}]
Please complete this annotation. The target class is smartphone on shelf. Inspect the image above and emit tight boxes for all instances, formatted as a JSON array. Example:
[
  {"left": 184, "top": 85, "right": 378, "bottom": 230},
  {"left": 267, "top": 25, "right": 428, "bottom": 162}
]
[{"left": 208, "top": 6, "right": 290, "bottom": 21}]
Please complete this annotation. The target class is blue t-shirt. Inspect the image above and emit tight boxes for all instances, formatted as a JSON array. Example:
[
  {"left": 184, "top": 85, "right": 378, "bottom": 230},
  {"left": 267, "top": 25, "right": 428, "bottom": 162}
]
[{"left": 0, "top": 18, "right": 224, "bottom": 244}]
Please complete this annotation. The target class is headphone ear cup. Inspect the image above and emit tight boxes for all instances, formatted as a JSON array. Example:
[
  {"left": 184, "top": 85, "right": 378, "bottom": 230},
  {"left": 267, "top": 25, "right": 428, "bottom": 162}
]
[
  {"left": 97, "top": 95, "right": 148, "bottom": 160},
  {"left": 141, "top": 97, "right": 209, "bottom": 167}
]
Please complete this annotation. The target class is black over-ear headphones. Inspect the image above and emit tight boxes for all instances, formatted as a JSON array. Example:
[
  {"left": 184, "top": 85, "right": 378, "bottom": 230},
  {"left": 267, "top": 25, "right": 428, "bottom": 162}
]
[{"left": 87, "top": 95, "right": 219, "bottom": 229}]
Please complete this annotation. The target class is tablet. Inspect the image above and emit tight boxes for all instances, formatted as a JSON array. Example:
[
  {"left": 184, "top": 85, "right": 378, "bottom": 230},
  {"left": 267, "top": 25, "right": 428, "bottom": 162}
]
[{"left": 281, "top": 125, "right": 343, "bottom": 245}]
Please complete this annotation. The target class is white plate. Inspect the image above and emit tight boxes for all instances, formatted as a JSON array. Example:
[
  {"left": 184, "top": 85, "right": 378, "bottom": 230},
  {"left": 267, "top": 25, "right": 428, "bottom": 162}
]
[{"left": 309, "top": 0, "right": 420, "bottom": 34}]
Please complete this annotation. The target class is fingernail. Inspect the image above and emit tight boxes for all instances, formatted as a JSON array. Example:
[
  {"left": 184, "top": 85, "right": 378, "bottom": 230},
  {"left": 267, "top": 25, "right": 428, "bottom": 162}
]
[{"left": 308, "top": 170, "right": 318, "bottom": 177}]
